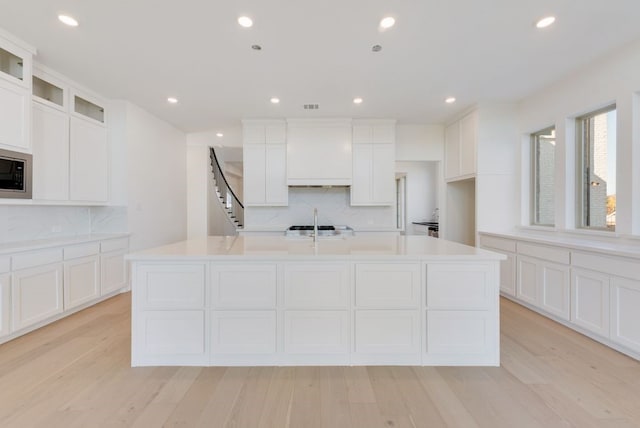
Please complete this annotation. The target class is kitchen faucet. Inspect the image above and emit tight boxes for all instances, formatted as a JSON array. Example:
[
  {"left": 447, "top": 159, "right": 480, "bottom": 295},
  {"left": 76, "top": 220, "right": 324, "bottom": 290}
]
[{"left": 313, "top": 208, "right": 318, "bottom": 243}]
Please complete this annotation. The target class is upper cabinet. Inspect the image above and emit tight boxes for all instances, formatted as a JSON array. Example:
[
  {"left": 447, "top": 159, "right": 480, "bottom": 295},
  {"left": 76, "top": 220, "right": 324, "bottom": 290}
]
[
  {"left": 31, "top": 65, "right": 109, "bottom": 203},
  {"left": 351, "top": 120, "right": 396, "bottom": 206},
  {"left": 445, "top": 111, "right": 477, "bottom": 181},
  {"left": 286, "top": 119, "right": 352, "bottom": 186},
  {"left": 242, "top": 120, "right": 288, "bottom": 206},
  {"left": 0, "top": 34, "right": 34, "bottom": 153}
]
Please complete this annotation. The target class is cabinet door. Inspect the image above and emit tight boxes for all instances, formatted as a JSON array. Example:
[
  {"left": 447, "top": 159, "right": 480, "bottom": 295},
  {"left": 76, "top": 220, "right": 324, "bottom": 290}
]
[
  {"left": 101, "top": 250, "right": 127, "bottom": 295},
  {"left": 211, "top": 264, "right": 277, "bottom": 309},
  {"left": 243, "top": 144, "right": 266, "bottom": 205},
  {"left": 499, "top": 253, "right": 516, "bottom": 296},
  {"left": 517, "top": 256, "right": 538, "bottom": 305},
  {"left": 371, "top": 144, "right": 395, "bottom": 204},
  {"left": 284, "top": 310, "right": 348, "bottom": 354},
  {"left": 69, "top": 116, "right": 108, "bottom": 201},
  {"left": 136, "top": 264, "right": 206, "bottom": 310},
  {"left": 211, "top": 310, "right": 276, "bottom": 354},
  {"left": 284, "top": 263, "right": 349, "bottom": 309},
  {"left": 0, "top": 274, "right": 9, "bottom": 338},
  {"left": 571, "top": 268, "right": 610, "bottom": 337},
  {"left": 351, "top": 144, "right": 372, "bottom": 205},
  {"left": 32, "top": 103, "right": 69, "bottom": 200},
  {"left": 355, "top": 310, "right": 419, "bottom": 354},
  {"left": 12, "top": 263, "right": 63, "bottom": 331},
  {"left": 265, "top": 144, "right": 288, "bottom": 205},
  {"left": 426, "top": 310, "right": 497, "bottom": 363},
  {"left": 355, "top": 263, "right": 420, "bottom": 308},
  {"left": 64, "top": 255, "right": 100, "bottom": 310},
  {"left": 0, "top": 79, "right": 29, "bottom": 151},
  {"left": 459, "top": 112, "right": 477, "bottom": 176},
  {"left": 444, "top": 122, "right": 460, "bottom": 179},
  {"left": 540, "top": 261, "right": 570, "bottom": 320},
  {"left": 610, "top": 277, "right": 640, "bottom": 354}
]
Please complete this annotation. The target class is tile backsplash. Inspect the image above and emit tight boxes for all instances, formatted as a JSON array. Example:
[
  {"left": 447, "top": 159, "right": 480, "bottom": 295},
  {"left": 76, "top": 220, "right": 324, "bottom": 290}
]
[
  {"left": 245, "top": 187, "right": 395, "bottom": 229},
  {"left": 0, "top": 205, "right": 128, "bottom": 244}
]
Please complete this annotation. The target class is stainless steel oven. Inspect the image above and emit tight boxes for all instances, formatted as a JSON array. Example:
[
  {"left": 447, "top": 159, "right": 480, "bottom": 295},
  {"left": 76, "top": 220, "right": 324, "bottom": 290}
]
[{"left": 0, "top": 148, "right": 32, "bottom": 199}]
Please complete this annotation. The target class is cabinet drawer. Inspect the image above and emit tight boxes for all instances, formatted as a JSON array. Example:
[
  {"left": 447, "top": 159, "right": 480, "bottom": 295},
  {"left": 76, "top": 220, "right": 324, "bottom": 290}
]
[
  {"left": 284, "top": 263, "right": 349, "bottom": 308},
  {"left": 101, "top": 237, "right": 129, "bottom": 253},
  {"left": 211, "top": 264, "right": 277, "bottom": 309},
  {"left": 426, "top": 264, "right": 494, "bottom": 310},
  {"left": 479, "top": 235, "right": 516, "bottom": 253},
  {"left": 136, "top": 264, "right": 206, "bottom": 309},
  {"left": 12, "top": 248, "right": 63, "bottom": 271},
  {"left": 137, "top": 310, "right": 206, "bottom": 357},
  {"left": 572, "top": 252, "right": 640, "bottom": 281},
  {"left": 355, "top": 310, "right": 419, "bottom": 354},
  {"left": 426, "top": 311, "right": 495, "bottom": 356},
  {"left": 355, "top": 263, "right": 420, "bottom": 308},
  {"left": 64, "top": 242, "right": 100, "bottom": 260},
  {"left": 284, "top": 310, "right": 348, "bottom": 354},
  {"left": 517, "top": 242, "right": 570, "bottom": 264},
  {"left": 211, "top": 311, "right": 276, "bottom": 354}
]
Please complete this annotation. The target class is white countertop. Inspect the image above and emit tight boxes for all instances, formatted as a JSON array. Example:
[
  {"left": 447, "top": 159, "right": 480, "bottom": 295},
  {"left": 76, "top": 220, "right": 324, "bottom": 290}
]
[
  {"left": 0, "top": 233, "right": 130, "bottom": 255},
  {"left": 127, "top": 235, "right": 505, "bottom": 261},
  {"left": 480, "top": 230, "right": 640, "bottom": 259}
]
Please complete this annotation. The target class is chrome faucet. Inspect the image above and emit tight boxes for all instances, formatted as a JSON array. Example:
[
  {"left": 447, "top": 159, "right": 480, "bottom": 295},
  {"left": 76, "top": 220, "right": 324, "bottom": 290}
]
[{"left": 313, "top": 208, "right": 318, "bottom": 243}]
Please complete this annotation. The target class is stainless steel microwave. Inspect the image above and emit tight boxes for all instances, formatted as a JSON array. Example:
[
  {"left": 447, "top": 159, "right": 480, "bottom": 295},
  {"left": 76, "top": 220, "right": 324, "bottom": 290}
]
[{"left": 0, "top": 148, "right": 32, "bottom": 199}]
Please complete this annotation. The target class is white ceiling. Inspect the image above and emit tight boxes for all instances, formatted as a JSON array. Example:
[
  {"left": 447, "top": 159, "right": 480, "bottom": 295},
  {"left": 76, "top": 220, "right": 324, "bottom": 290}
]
[{"left": 1, "top": 0, "right": 640, "bottom": 133}]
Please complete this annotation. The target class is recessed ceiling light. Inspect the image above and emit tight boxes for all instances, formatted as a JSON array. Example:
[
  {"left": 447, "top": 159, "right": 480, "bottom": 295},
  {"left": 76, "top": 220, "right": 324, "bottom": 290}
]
[
  {"left": 58, "top": 14, "right": 79, "bottom": 27},
  {"left": 372, "top": 45, "right": 382, "bottom": 52},
  {"left": 167, "top": 97, "right": 178, "bottom": 104},
  {"left": 270, "top": 97, "right": 280, "bottom": 104},
  {"left": 216, "top": 133, "right": 223, "bottom": 137},
  {"left": 445, "top": 97, "right": 456, "bottom": 104},
  {"left": 380, "top": 17, "right": 396, "bottom": 29},
  {"left": 535, "top": 16, "right": 556, "bottom": 29},
  {"left": 238, "top": 16, "right": 253, "bottom": 28},
  {"left": 353, "top": 97, "right": 363, "bottom": 104}
]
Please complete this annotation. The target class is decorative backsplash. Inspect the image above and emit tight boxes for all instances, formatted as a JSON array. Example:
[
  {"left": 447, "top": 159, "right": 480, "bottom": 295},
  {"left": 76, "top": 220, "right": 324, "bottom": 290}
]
[
  {"left": 244, "top": 187, "right": 395, "bottom": 229},
  {"left": 0, "top": 205, "right": 128, "bottom": 244}
]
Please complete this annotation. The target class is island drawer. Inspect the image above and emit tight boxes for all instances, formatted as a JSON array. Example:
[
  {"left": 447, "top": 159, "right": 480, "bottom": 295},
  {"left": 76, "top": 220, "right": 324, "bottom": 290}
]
[
  {"left": 426, "top": 263, "right": 494, "bottom": 310},
  {"left": 355, "top": 263, "right": 420, "bottom": 308},
  {"left": 211, "top": 310, "right": 276, "bottom": 354},
  {"left": 210, "top": 264, "right": 277, "bottom": 308},
  {"left": 283, "top": 263, "right": 349, "bottom": 308},
  {"left": 136, "top": 263, "right": 206, "bottom": 309}
]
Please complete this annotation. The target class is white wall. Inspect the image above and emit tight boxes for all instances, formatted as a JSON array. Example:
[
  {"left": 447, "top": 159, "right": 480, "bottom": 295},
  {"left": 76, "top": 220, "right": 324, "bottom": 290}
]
[
  {"left": 124, "top": 102, "right": 187, "bottom": 251},
  {"left": 517, "top": 38, "right": 640, "bottom": 236},
  {"left": 187, "top": 145, "right": 209, "bottom": 238}
]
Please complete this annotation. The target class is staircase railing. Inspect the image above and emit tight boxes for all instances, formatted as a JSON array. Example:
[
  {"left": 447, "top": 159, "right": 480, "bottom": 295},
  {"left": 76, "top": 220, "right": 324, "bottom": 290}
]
[{"left": 209, "top": 147, "right": 244, "bottom": 228}]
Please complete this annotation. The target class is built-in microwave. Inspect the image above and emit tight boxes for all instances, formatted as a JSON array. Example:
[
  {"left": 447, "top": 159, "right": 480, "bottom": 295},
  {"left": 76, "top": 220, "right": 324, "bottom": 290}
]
[{"left": 0, "top": 148, "right": 32, "bottom": 199}]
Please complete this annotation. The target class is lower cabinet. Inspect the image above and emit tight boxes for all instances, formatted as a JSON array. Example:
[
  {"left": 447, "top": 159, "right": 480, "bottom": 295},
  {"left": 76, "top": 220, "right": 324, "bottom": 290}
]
[
  {"left": 0, "top": 274, "right": 9, "bottom": 338},
  {"left": 283, "top": 310, "right": 349, "bottom": 355},
  {"left": 211, "top": 310, "right": 276, "bottom": 355},
  {"left": 64, "top": 255, "right": 100, "bottom": 310},
  {"left": 354, "top": 310, "right": 419, "bottom": 355},
  {"left": 571, "top": 268, "right": 610, "bottom": 338},
  {"left": 100, "top": 250, "right": 127, "bottom": 296},
  {"left": 517, "top": 255, "right": 570, "bottom": 321},
  {"left": 610, "top": 277, "right": 640, "bottom": 354},
  {"left": 426, "top": 311, "right": 495, "bottom": 357},
  {"left": 11, "top": 263, "right": 64, "bottom": 331}
]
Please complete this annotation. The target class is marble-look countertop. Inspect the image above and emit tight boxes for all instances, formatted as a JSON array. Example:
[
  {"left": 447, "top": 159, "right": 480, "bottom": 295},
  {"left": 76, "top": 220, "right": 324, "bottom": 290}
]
[
  {"left": 127, "top": 235, "right": 505, "bottom": 261},
  {"left": 0, "top": 233, "right": 130, "bottom": 255},
  {"left": 480, "top": 230, "right": 640, "bottom": 260}
]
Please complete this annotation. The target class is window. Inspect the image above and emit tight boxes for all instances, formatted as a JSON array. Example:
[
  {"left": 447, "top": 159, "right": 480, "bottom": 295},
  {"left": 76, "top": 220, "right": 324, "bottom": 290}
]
[
  {"left": 576, "top": 105, "right": 617, "bottom": 231},
  {"left": 531, "top": 127, "right": 556, "bottom": 226}
]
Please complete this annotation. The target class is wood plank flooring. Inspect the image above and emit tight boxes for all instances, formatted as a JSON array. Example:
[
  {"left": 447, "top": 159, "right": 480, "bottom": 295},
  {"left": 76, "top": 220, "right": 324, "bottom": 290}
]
[{"left": 0, "top": 293, "right": 639, "bottom": 427}]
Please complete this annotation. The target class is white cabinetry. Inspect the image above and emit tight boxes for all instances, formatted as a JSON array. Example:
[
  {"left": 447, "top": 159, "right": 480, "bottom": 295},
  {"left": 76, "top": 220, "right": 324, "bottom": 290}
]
[
  {"left": 0, "top": 37, "right": 33, "bottom": 152},
  {"left": 351, "top": 121, "right": 396, "bottom": 206},
  {"left": 64, "top": 243, "right": 100, "bottom": 310},
  {"left": 31, "top": 67, "right": 109, "bottom": 203},
  {"left": 478, "top": 235, "right": 516, "bottom": 296},
  {"left": 11, "top": 261, "right": 64, "bottom": 331},
  {"left": 571, "top": 268, "right": 610, "bottom": 337},
  {"left": 100, "top": 238, "right": 128, "bottom": 296},
  {"left": 0, "top": 274, "right": 9, "bottom": 338},
  {"left": 133, "top": 263, "right": 208, "bottom": 366},
  {"left": 32, "top": 102, "right": 69, "bottom": 200},
  {"left": 286, "top": 119, "right": 352, "bottom": 186},
  {"left": 242, "top": 120, "right": 287, "bottom": 206},
  {"left": 445, "top": 111, "right": 477, "bottom": 181},
  {"left": 611, "top": 277, "right": 640, "bottom": 354}
]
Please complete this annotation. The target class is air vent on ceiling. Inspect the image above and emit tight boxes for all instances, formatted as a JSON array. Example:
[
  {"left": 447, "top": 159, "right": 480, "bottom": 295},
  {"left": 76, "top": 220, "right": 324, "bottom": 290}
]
[{"left": 303, "top": 104, "right": 319, "bottom": 110}]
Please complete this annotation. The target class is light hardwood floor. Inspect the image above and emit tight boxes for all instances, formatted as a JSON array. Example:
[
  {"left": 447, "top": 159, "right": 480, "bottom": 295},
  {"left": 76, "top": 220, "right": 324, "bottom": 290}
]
[{"left": 1, "top": 293, "right": 639, "bottom": 427}]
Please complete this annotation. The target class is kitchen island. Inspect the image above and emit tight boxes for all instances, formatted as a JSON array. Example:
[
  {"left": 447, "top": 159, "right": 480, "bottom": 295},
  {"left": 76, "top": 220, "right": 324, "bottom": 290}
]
[{"left": 127, "top": 235, "right": 504, "bottom": 367}]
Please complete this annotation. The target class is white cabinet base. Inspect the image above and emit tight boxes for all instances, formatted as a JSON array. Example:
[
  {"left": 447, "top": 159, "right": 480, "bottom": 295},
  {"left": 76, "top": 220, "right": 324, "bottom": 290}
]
[{"left": 11, "top": 263, "right": 63, "bottom": 331}]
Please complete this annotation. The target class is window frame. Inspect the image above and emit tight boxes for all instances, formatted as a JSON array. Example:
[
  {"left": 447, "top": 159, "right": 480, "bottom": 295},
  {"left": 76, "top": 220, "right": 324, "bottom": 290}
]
[
  {"left": 530, "top": 126, "right": 556, "bottom": 227},
  {"left": 575, "top": 104, "right": 617, "bottom": 232}
]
